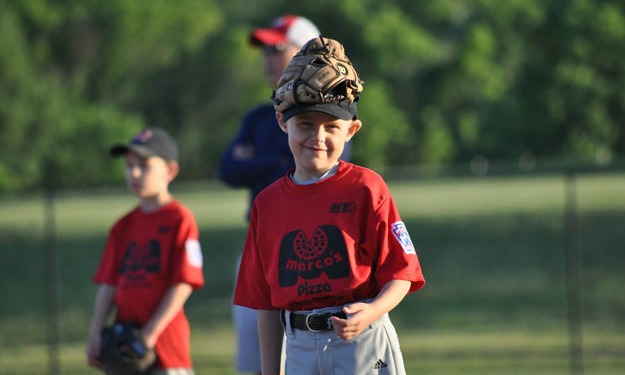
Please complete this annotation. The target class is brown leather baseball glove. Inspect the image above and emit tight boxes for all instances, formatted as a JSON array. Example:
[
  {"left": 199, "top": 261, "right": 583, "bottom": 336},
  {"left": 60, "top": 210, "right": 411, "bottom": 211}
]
[
  {"left": 273, "top": 36, "right": 364, "bottom": 114},
  {"left": 99, "top": 321, "right": 157, "bottom": 375}
]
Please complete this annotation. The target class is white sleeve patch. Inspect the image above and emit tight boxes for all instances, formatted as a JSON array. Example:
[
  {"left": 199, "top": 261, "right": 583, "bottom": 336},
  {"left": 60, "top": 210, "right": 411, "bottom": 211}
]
[
  {"left": 185, "top": 239, "right": 203, "bottom": 268},
  {"left": 391, "top": 221, "right": 416, "bottom": 255}
]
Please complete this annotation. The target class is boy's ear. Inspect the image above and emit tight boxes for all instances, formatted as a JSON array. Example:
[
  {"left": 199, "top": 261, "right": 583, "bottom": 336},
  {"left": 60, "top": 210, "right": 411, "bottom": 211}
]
[
  {"left": 276, "top": 112, "right": 288, "bottom": 133},
  {"left": 167, "top": 160, "right": 180, "bottom": 182},
  {"left": 346, "top": 119, "right": 362, "bottom": 142}
]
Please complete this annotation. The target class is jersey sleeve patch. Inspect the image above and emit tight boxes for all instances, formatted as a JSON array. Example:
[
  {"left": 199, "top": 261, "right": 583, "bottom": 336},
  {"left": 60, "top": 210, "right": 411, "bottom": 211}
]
[
  {"left": 185, "top": 239, "right": 203, "bottom": 268},
  {"left": 391, "top": 221, "right": 416, "bottom": 255}
]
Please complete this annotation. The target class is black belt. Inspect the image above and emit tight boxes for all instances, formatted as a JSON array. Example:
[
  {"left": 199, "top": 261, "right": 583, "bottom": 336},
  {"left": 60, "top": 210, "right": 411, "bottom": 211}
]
[{"left": 282, "top": 310, "right": 347, "bottom": 332}]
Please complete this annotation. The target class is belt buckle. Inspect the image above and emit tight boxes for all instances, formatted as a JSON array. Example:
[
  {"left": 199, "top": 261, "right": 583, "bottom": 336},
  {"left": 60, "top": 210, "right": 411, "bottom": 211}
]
[{"left": 305, "top": 313, "right": 331, "bottom": 332}]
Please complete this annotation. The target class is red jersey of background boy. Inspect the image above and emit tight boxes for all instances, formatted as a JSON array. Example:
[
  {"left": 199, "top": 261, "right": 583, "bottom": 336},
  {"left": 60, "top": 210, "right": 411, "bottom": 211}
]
[
  {"left": 94, "top": 200, "right": 205, "bottom": 369},
  {"left": 234, "top": 162, "right": 425, "bottom": 312}
]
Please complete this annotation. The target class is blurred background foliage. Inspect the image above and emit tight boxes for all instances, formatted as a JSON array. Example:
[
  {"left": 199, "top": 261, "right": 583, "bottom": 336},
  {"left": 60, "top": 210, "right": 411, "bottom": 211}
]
[{"left": 1, "top": 0, "right": 624, "bottom": 192}]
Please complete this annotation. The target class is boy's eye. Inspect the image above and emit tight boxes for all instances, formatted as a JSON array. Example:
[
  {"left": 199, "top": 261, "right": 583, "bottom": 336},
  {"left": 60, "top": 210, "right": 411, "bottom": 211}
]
[
  {"left": 126, "top": 161, "right": 149, "bottom": 170},
  {"left": 297, "top": 122, "right": 314, "bottom": 129}
]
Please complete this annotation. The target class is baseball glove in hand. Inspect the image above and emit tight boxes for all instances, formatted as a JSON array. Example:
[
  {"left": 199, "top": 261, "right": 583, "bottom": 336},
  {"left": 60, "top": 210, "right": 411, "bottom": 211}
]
[
  {"left": 99, "top": 322, "right": 157, "bottom": 375},
  {"left": 273, "top": 36, "right": 363, "bottom": 114}
]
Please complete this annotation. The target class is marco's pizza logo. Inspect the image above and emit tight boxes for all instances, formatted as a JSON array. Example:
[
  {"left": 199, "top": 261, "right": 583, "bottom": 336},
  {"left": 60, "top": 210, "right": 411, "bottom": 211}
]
[
  {"left": 279, "top": 225, "right": 349, "bottom": 287},
  {"left": 119, "top": 240, "right": 161, "bottom": 275}
]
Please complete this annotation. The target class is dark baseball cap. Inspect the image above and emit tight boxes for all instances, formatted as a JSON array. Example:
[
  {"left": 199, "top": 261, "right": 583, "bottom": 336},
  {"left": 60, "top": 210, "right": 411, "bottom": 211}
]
[
  {"left": 109, "top": 128, "right": 179, "bottom": 161},
  {"left": 281, "top": 101, "right": 358, "bottom": 122}
]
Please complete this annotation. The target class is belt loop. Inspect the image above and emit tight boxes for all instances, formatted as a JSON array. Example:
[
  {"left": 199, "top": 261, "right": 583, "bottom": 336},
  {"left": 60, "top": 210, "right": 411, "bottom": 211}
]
[{"left": 283, "top": 310, "right": 294, "bottom": 337}]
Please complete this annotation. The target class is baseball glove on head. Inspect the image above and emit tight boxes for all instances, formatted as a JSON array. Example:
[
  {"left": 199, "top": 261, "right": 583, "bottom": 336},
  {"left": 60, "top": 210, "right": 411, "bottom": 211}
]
[
  {"left": 99, "top": 322, "right": 157, "bottom": 375},
  {"left": 273, "top": 36, "right": 364, "bottom": 121}
]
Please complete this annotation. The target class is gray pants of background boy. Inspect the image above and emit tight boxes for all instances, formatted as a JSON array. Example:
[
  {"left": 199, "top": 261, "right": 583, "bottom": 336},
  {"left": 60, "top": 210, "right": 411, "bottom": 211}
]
[{"left": 282, "top": 306, "right": 406, "bottom": 375}]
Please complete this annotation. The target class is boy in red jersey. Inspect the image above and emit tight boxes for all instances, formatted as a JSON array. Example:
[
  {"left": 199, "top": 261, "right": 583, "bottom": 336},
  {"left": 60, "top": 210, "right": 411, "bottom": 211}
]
[
  {"left": 233, "top": 37, "right": 425, "bottom": 375},
  {"left": 86, "top": 128, "right": 205, "bottom": 375}
]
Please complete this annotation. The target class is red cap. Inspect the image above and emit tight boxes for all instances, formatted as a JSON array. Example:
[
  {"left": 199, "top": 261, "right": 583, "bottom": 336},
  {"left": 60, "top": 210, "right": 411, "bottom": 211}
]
[{"left": 249, "top": 15, "right": 320, "bottom": 48}]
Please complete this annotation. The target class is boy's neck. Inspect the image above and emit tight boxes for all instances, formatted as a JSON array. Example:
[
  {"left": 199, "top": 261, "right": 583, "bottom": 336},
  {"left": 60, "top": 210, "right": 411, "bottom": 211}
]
[
  {"left": 139, "top": 193, "right": 173, "bottom": 213},
  {"left": 291, "top": 162, "right": 340, "bottom": 185}
]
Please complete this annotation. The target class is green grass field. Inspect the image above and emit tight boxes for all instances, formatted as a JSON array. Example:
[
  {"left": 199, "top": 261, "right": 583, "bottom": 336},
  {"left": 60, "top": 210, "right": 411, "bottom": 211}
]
[{"left": 1, "top": 173, "right": 624, "bottom": 374}]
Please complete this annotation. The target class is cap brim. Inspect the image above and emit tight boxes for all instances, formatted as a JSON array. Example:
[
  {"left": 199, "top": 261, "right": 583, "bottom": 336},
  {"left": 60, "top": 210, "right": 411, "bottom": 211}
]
[
  {"left": 250, "top": 29, "right": 288, "bottom": 46},
  {"left": 282, "top": 103, "right": 357, "bottom": 122},
  {"left": 109, "top": 144, "right": 156, "bottom": 159}
]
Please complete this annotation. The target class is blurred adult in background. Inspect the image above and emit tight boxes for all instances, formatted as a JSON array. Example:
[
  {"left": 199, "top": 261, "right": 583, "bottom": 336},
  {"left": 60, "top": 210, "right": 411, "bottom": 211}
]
[
  {"left": 218, "top": 15, "right": 323, "bottom": 375},
  {"left": 220, "top": 15, "right": 318, "bottom": 210}
]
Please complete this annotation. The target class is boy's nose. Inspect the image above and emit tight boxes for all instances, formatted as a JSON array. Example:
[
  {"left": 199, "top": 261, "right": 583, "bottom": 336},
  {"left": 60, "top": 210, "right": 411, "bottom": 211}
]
[
  {"left": 313, "top": 126, "right": 327, "bottom": 142},
  {"left": 128, "top": 166, "right": 142, "bottom": 178}
]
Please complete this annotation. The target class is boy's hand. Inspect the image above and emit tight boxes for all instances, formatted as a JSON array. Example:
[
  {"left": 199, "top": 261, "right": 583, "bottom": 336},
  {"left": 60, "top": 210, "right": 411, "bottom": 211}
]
[
  {"left": 86, "top": 333, "right": 104, "bottom": 369},
  {"left": 332, "top": 280, "right": 412, "bottom": 340},
  {"left": 141, "top": 326, "right": 158, "bottom": 349},
  {"left": 330, "top": 302, "right": 380, "bottom": 341},
  {"left": 232, "top": 144, "right": 255, "bottom": 160}
]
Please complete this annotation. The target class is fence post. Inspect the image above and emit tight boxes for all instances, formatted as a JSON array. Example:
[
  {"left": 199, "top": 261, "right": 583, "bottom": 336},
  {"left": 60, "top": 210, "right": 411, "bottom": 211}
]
[
  {"left": 564, "top": 171, "right": 583, "bottom": 375},
  {"left": 43, "top": 163, "right": 60, "bottom": 375}
]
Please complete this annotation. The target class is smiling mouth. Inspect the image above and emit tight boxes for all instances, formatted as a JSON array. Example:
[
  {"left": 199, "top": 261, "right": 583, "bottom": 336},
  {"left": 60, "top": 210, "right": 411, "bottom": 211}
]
[{"left": 305, "top": 145, "right": 327, "bottom": 152}]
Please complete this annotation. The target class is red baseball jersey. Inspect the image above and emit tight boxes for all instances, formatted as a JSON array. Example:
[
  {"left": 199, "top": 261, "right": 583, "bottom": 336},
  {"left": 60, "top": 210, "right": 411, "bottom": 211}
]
[
  {"left": 234, "top": 162, "right": 425, "bottom": 312},
  {"left": 94, "top": 200, "right": 204, "bottom": 369}
]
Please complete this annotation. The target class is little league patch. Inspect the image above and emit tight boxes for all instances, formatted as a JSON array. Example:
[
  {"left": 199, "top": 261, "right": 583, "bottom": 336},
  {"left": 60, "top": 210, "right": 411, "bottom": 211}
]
[{"left": 391, "top": 221, "right": 416, "bottom": 255}]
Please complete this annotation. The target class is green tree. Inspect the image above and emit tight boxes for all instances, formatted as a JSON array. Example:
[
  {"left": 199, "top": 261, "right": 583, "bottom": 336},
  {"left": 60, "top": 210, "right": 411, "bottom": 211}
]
[
  {"left": 0, "top": 0, "right": 222, "bottom": 191},
  {"left": 2, "top": 0, "right": 625, "bottom": 192}
]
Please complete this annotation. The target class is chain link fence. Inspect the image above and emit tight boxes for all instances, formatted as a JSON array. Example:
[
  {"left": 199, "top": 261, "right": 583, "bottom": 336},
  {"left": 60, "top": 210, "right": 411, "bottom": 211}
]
[{"left": 1, "top": 164, "right": 624, "bottom": 374}]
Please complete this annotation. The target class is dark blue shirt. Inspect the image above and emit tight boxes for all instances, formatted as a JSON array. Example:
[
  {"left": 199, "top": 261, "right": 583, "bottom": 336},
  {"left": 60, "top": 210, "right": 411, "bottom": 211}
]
[{"left": 219, "top": 103, "right": 352, "bottom": 218}]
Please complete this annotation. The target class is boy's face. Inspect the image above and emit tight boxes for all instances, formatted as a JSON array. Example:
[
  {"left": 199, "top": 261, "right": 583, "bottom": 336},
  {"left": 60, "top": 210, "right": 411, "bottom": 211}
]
[
  {"left": 124, "top": 151, "right": 178, "bottom": 201},
  {"left": 278, "top": 111, "right": 361, "bottom": 181}
]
